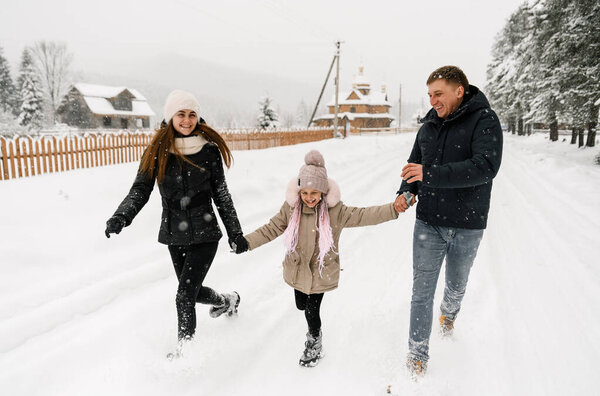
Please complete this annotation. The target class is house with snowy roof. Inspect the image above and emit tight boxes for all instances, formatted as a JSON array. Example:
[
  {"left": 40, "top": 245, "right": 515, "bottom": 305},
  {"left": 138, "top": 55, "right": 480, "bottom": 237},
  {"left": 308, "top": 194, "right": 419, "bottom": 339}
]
[
  {"left": 57, "top": 83, "right": 155, "bottom": 129},
  {"left": 312, "top": 66, "right": 394, "bottom": 131}
]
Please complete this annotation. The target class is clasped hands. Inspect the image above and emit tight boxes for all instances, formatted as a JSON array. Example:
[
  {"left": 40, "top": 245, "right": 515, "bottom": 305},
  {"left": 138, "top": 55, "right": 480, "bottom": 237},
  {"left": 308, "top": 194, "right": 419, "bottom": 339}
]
[{"left": 394, "top": 163, "right": 422, "bottom": 213}]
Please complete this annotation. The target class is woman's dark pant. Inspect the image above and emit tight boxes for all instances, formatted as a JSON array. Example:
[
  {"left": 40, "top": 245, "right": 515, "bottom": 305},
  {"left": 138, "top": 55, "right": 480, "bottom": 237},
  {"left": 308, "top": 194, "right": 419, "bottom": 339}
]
[
  {"left": 168, "top": 242, "right": 223, "bottom": 340},
  {"left": 294, "top": 289, "right": 324, "bottom": 336}
]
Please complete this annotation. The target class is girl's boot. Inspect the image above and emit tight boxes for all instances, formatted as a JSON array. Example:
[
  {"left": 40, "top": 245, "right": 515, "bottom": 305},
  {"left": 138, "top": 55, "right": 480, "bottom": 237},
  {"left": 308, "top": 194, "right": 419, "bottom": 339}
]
[{"left": 299, "top": 330, "right": 323, "bottom": 367}]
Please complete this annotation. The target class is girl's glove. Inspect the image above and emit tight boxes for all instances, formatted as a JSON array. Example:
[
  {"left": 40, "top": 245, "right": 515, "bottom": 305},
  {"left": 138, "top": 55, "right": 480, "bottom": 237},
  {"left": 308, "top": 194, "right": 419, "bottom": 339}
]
[
  {"left": 229, "top": 234, "right": 249, "bottom": 254},
  {"left": 105, "top": 215, "right": 127, "bottom": 238}
]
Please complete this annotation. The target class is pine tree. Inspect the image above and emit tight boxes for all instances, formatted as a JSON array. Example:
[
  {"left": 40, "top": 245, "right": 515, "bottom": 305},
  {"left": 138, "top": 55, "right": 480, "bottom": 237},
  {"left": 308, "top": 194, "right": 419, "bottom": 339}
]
[
  {"left": 0, "top": 47, "right": 16, "bottom": 114},
  {"left": 17, "top": 61, "right": 44, "bottom": 130},
  {"left": 562, "top": 0, "right": 600, "bottom": 147},
  {"left": 257, "top": 96, "right": 279, "bottom": 129},
  {"left": 14, "top": 49, "right": 35, "bottom": 115},
  {"left": 486, "top": 3, "right": 535, "bottom": 135}
]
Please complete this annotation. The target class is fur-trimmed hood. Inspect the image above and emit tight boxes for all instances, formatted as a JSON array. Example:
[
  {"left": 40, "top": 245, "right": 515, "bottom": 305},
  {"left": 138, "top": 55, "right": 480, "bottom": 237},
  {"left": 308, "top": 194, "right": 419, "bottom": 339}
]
[{"left": 285, "top": 178, "right": 341, "bottom": 208}]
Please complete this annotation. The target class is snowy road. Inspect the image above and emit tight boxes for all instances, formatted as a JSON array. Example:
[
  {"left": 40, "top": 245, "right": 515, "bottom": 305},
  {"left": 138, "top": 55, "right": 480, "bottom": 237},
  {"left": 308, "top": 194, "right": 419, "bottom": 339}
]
[{"left": 0, "top": 132, "right": 598, "bottom": 395}]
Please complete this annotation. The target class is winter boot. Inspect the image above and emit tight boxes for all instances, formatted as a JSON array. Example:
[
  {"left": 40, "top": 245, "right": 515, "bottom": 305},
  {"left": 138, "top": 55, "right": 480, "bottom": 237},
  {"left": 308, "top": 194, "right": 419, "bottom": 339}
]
[
  {"left": 406, "top": 357, "right": 427, "bottom": 377},
  {"left": 299, "top": 330, "right": 323, "bottom": 367},
  {"left": 440, "top": 314, "right": 455, "bottom": 337},
  {"left": 209, "top": 292, "right": 240, "bottom": 318}
]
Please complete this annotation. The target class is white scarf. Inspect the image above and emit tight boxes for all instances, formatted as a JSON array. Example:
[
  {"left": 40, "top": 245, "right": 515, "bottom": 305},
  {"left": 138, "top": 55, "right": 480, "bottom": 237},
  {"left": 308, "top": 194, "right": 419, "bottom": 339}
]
[{"left": 171, "top": 135, "right": 208, "bottom": 155}]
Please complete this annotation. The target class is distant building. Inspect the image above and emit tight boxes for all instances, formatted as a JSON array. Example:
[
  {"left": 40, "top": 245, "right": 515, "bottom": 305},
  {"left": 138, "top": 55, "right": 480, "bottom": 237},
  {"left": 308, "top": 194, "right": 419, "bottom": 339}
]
[
  {"left": 57, "top": 83, "right": 155, "bottom": 129},
  {"left": 312, "top": 66, "right": 394, "bottom": 132}
]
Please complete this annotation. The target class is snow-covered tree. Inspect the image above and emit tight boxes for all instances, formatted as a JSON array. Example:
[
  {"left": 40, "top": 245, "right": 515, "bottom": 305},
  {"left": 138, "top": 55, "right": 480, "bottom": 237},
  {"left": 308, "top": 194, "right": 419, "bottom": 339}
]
[
  {"left": 0, "top": 46, "right": 16, "bottom": 114},
  {"left": 486, "top": 2, "right": 537, "bottom": 135},
  {"left": 14, "top": 49, "right": 35, "bottom": 114},
  {"left": 17, "top": 60, "right": 45, "bottom": 130},
  {"left": 30, "top": 41, "right": 73, "bottom": 124},
  {"left": 295, "top": 99, "right": 311, "bottom": 127},
  {"left": 487, "top": 0, "right": 599, "bottom": 145},
  {"left": 559, "top": 0, "right": 600, "bottom": 147},
  {"left": 257, "top": 96, "right": 279, "bottom": 129}
]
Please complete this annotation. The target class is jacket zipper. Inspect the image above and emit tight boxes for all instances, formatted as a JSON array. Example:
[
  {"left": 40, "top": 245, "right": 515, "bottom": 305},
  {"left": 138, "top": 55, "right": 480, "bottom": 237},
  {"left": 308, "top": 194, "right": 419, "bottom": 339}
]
[{"left": 181, "top": 161, "right": 194, "bottom": 244}]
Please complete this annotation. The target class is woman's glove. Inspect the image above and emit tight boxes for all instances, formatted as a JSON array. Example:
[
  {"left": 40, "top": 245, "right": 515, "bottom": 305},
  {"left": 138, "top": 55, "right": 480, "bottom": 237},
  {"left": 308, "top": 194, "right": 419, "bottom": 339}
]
[
  {"left": 229, "top": 234, "right": 249, "bottom": 254},
  {"left": 105, "top": 215, "right": 127, "bottom": 238}
]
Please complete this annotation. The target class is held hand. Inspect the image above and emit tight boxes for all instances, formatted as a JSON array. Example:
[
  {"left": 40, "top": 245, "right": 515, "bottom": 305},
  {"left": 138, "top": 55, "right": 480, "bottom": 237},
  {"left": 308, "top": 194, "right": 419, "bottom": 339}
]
[
  {"left": 401, "top": 163, "right": 423, "bottom": 183},
  {"left": 394, "top": 192, "right": 415, "bottom": 213},
  {"left": 229, "top": 234, "right": 249, "bottom": 254},
  {"left": 105, "top": 215, "right": 126, "bottom": 238}
]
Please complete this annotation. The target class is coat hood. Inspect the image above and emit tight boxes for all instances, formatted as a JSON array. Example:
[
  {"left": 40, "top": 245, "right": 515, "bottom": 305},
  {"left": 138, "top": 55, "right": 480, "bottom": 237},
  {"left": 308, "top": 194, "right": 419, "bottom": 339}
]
[{"left": 285, "top": 178, "right": 341, "bottom": 208}]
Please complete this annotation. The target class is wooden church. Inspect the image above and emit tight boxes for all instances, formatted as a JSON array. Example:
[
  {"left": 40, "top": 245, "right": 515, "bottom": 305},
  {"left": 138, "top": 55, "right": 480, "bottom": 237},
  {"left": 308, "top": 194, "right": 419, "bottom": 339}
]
[{"left": 312, "top": 66, "right": 394, "bottom": 131}]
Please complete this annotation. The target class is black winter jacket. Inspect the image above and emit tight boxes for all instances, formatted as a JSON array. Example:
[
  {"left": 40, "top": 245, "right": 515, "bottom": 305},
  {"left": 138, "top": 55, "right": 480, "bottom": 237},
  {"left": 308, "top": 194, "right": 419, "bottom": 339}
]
[
  {"left": 112, "top": 141, "right": 242, "bottom": 245},
  {"left": 398, "top": 85, "right": 503, "bottom": 230}
]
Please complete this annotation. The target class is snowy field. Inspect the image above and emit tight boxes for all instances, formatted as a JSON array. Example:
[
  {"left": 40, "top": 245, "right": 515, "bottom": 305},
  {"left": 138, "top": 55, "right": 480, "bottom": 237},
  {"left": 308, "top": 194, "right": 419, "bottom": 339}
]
[{"left": 0, "top": 132, "right": 599, "bottom": 396}]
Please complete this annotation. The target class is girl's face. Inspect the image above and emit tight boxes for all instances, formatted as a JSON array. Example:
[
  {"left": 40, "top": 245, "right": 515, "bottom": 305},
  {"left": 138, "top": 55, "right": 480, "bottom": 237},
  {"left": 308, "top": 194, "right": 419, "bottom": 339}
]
[
  {"left": 300, "top": 188, "right": 322, "bottom": 208},
  {"left": 172, "top": 109, "right": 198, "bottom": 135}
]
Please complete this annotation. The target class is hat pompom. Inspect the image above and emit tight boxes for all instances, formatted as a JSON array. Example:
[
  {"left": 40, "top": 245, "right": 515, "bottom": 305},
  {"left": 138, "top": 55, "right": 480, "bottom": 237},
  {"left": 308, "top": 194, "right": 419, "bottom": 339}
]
[{"left": 305, "top": 150, "right": 325, "bottom": 167}]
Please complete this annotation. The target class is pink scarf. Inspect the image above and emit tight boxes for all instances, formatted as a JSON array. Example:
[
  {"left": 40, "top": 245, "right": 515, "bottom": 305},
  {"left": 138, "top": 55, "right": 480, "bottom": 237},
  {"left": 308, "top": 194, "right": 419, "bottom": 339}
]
[{"left": 283, "top": 195, "right": 335, "bottom": 277}]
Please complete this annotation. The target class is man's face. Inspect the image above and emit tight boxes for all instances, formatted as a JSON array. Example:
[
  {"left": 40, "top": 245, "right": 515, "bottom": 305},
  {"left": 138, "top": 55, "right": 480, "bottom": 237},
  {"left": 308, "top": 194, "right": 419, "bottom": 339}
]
[{"left": 427, "top": 79, "right": 464, "bottom": 119}]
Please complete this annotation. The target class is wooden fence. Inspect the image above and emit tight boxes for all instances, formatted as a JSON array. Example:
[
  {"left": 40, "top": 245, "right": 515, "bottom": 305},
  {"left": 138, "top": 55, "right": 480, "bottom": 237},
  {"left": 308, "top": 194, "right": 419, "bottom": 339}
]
[{"left": 0, "top": 128, "right": 334, "bottom": 181}]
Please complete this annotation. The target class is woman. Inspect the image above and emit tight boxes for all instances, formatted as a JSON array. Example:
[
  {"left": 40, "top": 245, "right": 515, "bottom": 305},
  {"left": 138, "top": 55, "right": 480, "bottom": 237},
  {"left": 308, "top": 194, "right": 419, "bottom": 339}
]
[{"left": 105, "top": 90, "right": 248, "bottom": 359}]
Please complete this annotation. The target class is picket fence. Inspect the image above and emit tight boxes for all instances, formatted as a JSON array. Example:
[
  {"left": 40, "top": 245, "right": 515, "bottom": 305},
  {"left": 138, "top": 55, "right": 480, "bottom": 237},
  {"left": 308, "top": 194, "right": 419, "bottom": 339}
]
[{"left": 0, "top": 128, "right": 334, "bottom": 181}]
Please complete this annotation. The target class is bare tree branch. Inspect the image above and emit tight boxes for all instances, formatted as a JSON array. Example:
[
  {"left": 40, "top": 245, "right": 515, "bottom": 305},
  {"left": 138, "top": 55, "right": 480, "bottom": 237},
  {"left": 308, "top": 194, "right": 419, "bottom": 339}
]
[{"left": 30, "top": 41, "right": 73, "bottom": 123}]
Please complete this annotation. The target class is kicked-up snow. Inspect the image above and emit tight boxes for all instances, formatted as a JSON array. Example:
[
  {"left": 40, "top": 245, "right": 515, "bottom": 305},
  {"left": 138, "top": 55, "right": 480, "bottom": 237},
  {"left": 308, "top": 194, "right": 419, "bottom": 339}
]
[{"left": 0, "top": 132, "right": 599, "bottom": 395}]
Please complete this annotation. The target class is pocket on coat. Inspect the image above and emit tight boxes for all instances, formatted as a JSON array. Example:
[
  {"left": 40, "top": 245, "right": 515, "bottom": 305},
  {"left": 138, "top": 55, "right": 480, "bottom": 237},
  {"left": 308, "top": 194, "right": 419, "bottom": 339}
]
[{"left": 283, "top": 251, "right": 301, "bottom": 284}]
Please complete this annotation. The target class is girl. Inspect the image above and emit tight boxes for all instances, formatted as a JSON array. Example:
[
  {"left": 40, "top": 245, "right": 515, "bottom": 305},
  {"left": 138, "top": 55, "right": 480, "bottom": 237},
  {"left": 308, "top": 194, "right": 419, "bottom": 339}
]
[
  {"left": 105, "top": 90, "right": 247, "bottom": 359},
  {"left": 235, "top": 150, "right": 399, "bottom": 367}
]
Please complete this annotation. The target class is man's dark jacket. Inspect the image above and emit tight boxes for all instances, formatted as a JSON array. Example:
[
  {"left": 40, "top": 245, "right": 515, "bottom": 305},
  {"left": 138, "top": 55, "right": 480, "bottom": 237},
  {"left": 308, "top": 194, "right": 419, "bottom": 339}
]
[
  {"left": 398, "top": 85, "right": 503, "bottom": 229},
  {"left": 112, "top": 141, "right": 242, "bottom": 245}
]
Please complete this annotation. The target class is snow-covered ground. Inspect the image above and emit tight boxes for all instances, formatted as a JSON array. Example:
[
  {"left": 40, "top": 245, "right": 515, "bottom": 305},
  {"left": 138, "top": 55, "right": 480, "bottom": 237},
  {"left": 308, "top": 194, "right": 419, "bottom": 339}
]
[{"left": 0, "top": 132, "right": 599, "bottom": 395}]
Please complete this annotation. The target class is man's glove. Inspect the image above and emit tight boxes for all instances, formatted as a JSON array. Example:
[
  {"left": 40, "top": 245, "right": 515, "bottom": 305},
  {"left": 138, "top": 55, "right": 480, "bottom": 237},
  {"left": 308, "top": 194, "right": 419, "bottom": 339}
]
[
  {"left": 105, "top": 215, "right": 127, "bottom": 238},
  {"left": 229, "top": 234, "right": 249, "bottom": 254}
]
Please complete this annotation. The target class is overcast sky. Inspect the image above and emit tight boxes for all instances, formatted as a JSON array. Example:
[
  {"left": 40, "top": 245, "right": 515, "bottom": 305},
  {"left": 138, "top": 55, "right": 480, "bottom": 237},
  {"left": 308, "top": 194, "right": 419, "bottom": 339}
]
[{"left": 1, "top": 0, "right": 525, "bottom": 109}]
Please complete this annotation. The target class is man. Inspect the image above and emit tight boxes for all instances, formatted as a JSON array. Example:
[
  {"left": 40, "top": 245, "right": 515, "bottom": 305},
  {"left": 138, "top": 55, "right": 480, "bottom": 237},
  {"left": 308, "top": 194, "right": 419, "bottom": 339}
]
[{"left": 395, "top": 66, "right": 503, "bottom": 376}]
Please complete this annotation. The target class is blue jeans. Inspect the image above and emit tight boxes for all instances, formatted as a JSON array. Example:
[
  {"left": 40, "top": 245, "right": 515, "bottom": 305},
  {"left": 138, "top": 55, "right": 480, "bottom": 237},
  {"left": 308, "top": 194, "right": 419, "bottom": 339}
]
[{"left": 408, "top": 219, "right": 484, "bottom": 363}]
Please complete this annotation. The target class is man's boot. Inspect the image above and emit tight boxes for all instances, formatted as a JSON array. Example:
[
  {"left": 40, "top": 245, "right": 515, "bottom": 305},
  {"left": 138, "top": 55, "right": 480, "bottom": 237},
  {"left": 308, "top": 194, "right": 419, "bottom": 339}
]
[
  {"left": 440, "top": 314, "right": 455, "bottom": 337},
  {"left": 406, "top": 357, "right": 427, "bottom": 377}
]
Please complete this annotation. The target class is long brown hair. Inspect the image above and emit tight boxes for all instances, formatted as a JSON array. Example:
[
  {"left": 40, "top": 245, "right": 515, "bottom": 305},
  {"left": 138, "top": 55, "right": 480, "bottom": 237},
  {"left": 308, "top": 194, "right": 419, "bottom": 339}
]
[{"left": 139, "top": 121, "right": 233, "bottom": 184}]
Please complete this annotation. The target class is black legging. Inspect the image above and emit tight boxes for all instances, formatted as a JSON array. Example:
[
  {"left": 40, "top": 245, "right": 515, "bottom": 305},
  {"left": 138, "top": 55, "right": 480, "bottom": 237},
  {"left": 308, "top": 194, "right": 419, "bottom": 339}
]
[
  {"left": 295, "top": 289, "right": 324, "bottom": 336},
  {"left": 168, "top": 242, "right": 223, "bottom": 340}
]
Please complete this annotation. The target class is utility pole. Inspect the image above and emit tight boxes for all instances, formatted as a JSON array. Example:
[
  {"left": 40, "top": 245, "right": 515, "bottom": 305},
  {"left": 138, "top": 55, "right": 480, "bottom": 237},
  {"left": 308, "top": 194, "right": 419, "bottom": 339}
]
[
  {"left": 333, "top": 41, "right": 341, "bottom": 138},
  {"left": 307, "top": 55, "right": 336, "bottom": 129},
  {"left": 307, "top": 41, "right": 343, "bottom": 137},
  {"left": 398, "top": 83, "right": 402, "bottom": 134}
]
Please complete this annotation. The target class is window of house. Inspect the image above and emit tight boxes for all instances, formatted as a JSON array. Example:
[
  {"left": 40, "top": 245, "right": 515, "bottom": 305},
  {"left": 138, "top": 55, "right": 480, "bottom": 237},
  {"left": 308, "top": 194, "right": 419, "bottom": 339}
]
[
  {"left": 350, "top": 107, "right": 356, "bottom": 113},
  {"left": 121, "top": 118, "right": 128, "bottom": 129},
  {"left": 103, "top": 117, "right": 112, "bottom": 127}
]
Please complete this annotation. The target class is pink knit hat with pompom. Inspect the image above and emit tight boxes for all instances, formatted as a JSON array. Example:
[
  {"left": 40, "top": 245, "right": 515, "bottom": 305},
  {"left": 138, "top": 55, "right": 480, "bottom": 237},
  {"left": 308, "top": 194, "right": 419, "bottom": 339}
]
[{"left": 298, "top": 150, "right": 329, "bottom": 193}]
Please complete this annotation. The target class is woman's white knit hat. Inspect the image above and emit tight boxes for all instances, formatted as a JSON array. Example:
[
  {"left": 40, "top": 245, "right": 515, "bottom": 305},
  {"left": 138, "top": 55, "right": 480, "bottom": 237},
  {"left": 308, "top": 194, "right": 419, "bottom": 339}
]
[
  {"left": 163, "top": 89, "right": 201, "bottom": 123},
  {"left": 298, "top": 150, "right": 329, "bottom": 193}
]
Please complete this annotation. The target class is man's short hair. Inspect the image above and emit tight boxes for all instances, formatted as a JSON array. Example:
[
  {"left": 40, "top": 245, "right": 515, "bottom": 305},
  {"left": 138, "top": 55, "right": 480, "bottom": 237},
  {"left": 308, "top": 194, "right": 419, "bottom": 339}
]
[{"left": 427, "top": 66, "right": 469, "bottom": 91}]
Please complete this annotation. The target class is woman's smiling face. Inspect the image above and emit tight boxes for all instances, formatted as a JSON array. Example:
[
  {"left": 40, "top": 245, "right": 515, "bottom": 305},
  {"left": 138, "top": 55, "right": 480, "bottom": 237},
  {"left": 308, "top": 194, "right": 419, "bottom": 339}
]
[{"left": 172, "top": 109, "right": 197, "bottom": 135}]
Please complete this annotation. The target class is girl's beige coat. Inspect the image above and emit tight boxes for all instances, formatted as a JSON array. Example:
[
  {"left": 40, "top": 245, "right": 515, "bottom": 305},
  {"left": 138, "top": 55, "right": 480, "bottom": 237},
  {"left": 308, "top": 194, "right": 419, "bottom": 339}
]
[{"left": 245, "top": 180, "right": 398, "bottom": 294}]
